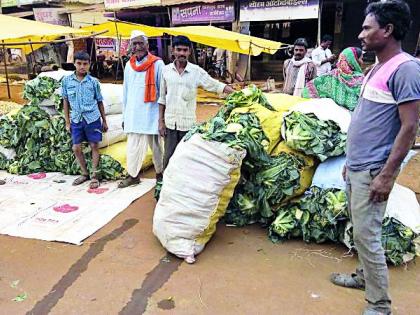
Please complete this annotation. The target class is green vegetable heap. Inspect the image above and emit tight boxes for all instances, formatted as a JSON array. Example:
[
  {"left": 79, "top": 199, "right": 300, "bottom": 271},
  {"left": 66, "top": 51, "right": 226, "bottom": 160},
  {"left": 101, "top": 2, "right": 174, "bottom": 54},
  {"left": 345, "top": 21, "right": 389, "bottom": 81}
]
[
  {"left": 187, "top": 85, "right": 308, "bottom": 226},
  {"left": 283, "top": 111, "right": 347, "bottom": 161},
  {"left": 381, "top": 217, "right": 417, "bottom": 265},
  {"left": 23, "top": 76, "right": 62, "bottom": 110},
  {"left": 270, "top": 187, "right": 418, "bottom": 265},
  {"left": 345, "top": 216, "right": 417, "bottom": 266},
  {"left": 0, "top": 77, "right": 125, "bottom": 180},
  {"left": 269, "top": 187, "right": 348, "bottom": 243}
]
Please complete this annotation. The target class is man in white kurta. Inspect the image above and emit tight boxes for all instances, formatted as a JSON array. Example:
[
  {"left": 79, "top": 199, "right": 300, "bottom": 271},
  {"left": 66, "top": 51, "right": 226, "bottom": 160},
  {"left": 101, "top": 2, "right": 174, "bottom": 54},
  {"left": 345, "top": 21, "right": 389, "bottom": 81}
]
[{"left": 119, "top": 31, "right": 165, "bottom": 188}]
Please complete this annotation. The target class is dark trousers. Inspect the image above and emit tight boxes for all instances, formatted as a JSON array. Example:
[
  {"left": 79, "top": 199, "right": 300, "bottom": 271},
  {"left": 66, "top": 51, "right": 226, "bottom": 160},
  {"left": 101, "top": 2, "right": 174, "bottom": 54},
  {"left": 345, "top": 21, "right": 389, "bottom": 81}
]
[{"left": 163, "top": 128, "right": 187, "bottom": 170}]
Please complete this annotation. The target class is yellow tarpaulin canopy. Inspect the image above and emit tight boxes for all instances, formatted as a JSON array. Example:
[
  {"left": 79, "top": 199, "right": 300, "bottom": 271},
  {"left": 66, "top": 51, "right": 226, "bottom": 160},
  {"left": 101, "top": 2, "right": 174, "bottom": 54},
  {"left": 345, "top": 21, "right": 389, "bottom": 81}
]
[
  {"left": 80, "top": 21, "right": 284, "bottom": 56},
  {"left": 1, "top": 18, "right": 285, "bottom": 57},
  {"left": 0, "top": 14, "right": 88, "bottom": 54},
  {"left": 80, "top": 21, "right": 165, "bottom": 39},
  {"left": 0, "top": 14, "right": 86, "bottom": 41},
  {"left": 162, "top": 25, "right": 283, "bottom": 56}
]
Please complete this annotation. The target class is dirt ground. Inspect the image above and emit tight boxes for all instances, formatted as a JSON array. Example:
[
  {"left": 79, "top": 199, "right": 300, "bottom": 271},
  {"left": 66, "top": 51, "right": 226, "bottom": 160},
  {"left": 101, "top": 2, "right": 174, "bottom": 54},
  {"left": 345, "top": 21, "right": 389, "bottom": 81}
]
[{"left": 1, "top": 101, "right": 420, "bottom": 315}]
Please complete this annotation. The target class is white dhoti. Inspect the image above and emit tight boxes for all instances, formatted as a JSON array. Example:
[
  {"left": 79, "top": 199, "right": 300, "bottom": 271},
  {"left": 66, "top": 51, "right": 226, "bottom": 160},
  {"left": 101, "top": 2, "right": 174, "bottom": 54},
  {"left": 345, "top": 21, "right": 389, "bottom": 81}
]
[{"left": 126, "top": 133, "right": 163, "bottom": 178}]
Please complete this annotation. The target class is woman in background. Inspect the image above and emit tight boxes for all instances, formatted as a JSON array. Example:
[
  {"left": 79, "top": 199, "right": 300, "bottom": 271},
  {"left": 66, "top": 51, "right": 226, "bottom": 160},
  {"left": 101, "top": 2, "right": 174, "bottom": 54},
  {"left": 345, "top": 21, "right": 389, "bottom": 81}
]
[{"left": 302, "top": 47, "right": 364, "bottom": 111}]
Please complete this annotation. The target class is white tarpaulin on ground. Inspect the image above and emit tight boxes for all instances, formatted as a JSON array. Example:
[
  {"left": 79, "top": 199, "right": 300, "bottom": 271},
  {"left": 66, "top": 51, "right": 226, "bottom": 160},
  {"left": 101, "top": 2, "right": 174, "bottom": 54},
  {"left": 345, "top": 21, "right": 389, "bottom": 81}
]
[{"left": 0, "top": 171, "right": 155, "bottom": 245}]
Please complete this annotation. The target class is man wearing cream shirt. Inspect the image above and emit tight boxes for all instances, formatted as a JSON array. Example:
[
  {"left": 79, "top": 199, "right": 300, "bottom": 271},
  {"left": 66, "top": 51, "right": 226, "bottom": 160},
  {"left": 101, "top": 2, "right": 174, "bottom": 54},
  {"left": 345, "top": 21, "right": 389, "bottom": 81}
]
[{"left": 158, "top": 36, "right": 235, "bottom": 170}]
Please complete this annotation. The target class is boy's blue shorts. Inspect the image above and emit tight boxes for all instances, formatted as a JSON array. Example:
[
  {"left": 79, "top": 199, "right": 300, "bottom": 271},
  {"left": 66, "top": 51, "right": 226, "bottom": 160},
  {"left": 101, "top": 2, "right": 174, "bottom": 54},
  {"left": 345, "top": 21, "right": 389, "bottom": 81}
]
[{"left": 71, "top": 118, "right": 102, "bottom": 145}]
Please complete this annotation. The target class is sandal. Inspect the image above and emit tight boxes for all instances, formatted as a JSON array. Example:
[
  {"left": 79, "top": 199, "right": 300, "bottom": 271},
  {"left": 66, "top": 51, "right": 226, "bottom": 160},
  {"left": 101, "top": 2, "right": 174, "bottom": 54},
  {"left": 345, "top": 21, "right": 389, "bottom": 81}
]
[
  {"left": 89, "top": 178, "right": 100, "bottom": 189},
  {"left": 73, "top": 174, "right": 89, "bottom": 186},
  {"left": 118, "top": 176, "right": 140, "bottom": 188},
  {"left": 330, "top": 272, "right": 365, "bottom": 290}
]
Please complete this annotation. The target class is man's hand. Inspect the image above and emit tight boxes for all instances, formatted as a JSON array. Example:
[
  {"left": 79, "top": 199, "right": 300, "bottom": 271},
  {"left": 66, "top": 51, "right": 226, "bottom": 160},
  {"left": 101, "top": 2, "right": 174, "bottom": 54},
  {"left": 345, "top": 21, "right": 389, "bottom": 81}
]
[
  {"left": 223, "top": 85, "right": 235, "bottom": 94},
  {"left": 102, "top": 121, "right": 109, "bottom": 133},
  {"left": 65, "top": 122, "right": 71, "bottom": 133},
  {"left": 159, "top": 120, "right": 166, "bottom": 137},
  {"left": 328, "top": 54, "right": 337, "bottom": 62},
  {"left": 342, "top": 166, "right": 346, "bottom": 181},
  {"left": 369, "top": 173, "right": 394, "bottom": 203}
]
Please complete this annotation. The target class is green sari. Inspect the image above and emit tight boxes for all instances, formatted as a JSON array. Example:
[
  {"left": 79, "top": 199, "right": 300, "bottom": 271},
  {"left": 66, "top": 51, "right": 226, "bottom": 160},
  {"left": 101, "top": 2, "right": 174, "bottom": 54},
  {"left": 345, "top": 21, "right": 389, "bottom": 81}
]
[{"left": 302, "top": 47, "right": 364, "bottom": 111}]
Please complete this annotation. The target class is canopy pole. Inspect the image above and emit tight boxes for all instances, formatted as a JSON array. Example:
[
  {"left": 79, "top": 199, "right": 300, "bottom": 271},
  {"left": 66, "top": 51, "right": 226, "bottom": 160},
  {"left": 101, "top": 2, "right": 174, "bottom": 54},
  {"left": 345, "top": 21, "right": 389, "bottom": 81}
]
[
  {"left": 317, "top": 0, "right": 323, "bottom": 46},
  {"left": 244, "top": 31, "right": 252, "bottom": 82},
  {"left": 29, "top": 40, "right": 36, "bottom": 77},
  {"left": 1, "top": 42, "right": 11, "bottom": 99},
  {"left": 89, "top": 35, "right": 95, "bottom": 61},
  {"left": 113, "top": 16, "right": 122, "bottom": 82}
]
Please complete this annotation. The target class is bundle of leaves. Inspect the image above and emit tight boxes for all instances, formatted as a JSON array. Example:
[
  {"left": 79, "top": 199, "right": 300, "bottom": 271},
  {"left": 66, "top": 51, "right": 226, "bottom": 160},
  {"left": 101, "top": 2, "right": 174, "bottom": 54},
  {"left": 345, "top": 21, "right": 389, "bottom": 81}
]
[
  {"left": 283, "top": 111, "right": 347, "bottom": 161},
  {"left": 217, "top": 84, "right": 274, "bottom": 119},
  {"left": 0, "top": 105, "right": 124, "bottom": 180},
  {"left": 23, "top": 76, "right": 62, "bottom": 109},
  {"left": 187, "top": 112, "right": 270, "bottom": 163},
  {"left": 345, "top": 217, "right": 417, "bottom": 266},
  {"left": 269, "top": 187, "right": 348, "bottom": 243},
  {"left": 268, "top": 207, "right": 303, "bottom": 242},
  {"left": 0, "top": 152, "right": 10, "bottom": 170},
  {"left": 381, "top": 217, "right": 417, "bottom": 265}
]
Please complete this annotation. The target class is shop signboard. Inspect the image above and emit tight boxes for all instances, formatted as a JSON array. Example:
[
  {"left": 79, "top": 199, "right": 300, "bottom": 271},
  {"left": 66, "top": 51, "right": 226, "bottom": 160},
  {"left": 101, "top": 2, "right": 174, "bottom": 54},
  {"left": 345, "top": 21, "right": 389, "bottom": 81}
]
[
  {"left": 104, "top": 0, "right": 161, "bottom": 10},
  {"left": 1, "top": 0, "right": 18, "bottom": 7},
  {"left": 171, "top": 2, "right": 235, "bottom": 25},
  {"left": 33, "top": 8, "right": 70, "bottom": 26},
  {"left": 240, "top": 0, "right": 319, "bottom": 22},
  {"left": 96, "top": 38, "right": 115, "bottom": 51}
]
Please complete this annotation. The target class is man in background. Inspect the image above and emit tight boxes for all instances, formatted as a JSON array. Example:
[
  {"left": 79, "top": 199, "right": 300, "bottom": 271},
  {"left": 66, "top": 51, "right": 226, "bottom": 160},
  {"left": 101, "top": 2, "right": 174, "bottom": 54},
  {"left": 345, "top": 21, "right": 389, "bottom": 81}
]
[
  {"left": 283, "top": 38, "right": 317, "bottom": 96},
  {"left": 213, "top": 47, "right": 226, "bottom": 77},
  {"left": 311, "top": 35, "right": 336, "bottom": 76}
]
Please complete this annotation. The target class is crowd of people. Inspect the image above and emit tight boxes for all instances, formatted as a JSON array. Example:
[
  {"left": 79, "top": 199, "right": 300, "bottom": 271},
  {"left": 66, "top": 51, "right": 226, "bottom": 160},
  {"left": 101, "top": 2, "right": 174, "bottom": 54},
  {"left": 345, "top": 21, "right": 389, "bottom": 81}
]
[{"left": 59, "top": 1, "right": 419, "bottom": 314}]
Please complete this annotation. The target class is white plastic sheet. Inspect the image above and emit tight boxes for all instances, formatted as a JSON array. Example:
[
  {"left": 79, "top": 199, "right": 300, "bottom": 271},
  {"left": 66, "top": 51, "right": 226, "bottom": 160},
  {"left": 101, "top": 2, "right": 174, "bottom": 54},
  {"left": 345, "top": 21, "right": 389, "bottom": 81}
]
[{"left": 0, "top": 171, "right": 154, "bottom": 245}]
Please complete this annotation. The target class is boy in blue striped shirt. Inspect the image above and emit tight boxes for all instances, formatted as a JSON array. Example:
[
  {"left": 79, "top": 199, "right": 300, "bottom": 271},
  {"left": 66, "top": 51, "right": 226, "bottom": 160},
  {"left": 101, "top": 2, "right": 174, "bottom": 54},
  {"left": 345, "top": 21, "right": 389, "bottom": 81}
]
[{"left": 62, "top": 51, "right": 108, "bottom": 189}]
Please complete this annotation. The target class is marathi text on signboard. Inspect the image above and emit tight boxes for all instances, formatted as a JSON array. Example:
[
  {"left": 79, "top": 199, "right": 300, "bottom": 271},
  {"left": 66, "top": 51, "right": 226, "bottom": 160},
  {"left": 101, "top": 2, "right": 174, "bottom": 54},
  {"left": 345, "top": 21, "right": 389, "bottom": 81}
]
[
  {"left": 171, "top": 2, "right": 235, "bottom": 25},
  {"left": 240, "top": 0, "right": 319, "bottom": 22},
  {"left": 104, "top": 0, "right": 160, "bottom": 10},
  {"left": 33, "top": 8, "right": 70, "bottom": 26}
]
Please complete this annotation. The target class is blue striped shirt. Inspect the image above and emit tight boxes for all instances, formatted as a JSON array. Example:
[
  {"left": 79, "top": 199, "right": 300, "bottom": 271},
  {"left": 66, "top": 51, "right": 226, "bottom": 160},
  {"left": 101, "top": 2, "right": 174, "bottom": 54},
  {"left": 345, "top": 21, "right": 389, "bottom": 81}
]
[{"left": 61, "top": 73, "right": 103, "bottom": 124}]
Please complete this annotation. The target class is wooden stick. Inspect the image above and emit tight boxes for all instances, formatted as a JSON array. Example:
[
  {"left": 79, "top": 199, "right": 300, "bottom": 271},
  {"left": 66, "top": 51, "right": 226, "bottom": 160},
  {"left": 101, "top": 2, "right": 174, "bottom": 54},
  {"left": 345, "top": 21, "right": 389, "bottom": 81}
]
[
  {"left": 114, "top": 16, "right": 121, "bottom": 82},
  {"left": 1, "top": 42, "right": 11, "bottom": 99}
]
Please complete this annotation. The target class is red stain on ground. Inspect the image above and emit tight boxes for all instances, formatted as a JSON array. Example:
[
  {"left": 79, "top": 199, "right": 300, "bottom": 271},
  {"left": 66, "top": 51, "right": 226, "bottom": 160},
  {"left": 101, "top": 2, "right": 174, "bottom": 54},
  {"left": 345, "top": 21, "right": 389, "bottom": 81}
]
[
  {"left": 53, "top": 204, "right": 79, "bottom": 213},
  {"left": 87, "top": 187, "right": 109, "bottom": 194},
  {"left": 27, "top": 173, "right": 47, "bottom": 180}
]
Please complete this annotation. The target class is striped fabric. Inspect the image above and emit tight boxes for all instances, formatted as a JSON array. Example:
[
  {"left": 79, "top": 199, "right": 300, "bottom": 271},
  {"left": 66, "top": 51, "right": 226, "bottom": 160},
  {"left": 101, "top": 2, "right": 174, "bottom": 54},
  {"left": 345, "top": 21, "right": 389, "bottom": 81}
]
[{"left": 158, "top": 62, "right": 226, "bottom": 131}]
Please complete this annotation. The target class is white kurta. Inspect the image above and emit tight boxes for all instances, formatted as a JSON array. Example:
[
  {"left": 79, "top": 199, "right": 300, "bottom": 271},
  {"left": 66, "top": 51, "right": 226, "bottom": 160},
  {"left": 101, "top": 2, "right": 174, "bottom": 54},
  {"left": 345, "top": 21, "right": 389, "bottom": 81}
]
[{"left": 123, "top": 57, "right": 164, "bottom": 134}]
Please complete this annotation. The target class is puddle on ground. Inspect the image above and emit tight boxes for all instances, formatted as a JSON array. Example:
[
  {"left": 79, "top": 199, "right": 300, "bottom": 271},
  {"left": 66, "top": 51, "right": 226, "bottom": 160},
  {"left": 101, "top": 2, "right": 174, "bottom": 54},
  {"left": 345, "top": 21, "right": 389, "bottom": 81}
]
[{"left": 157, "top": 299, "right": 175, "bottom": 310}]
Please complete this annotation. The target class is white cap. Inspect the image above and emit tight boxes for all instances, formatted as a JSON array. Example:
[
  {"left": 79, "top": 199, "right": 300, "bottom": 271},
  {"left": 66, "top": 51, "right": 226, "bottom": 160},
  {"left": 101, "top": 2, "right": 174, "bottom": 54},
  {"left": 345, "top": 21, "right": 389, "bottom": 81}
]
[{"left": 130, "top": 30, "right": 147, "bottom": 41}]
